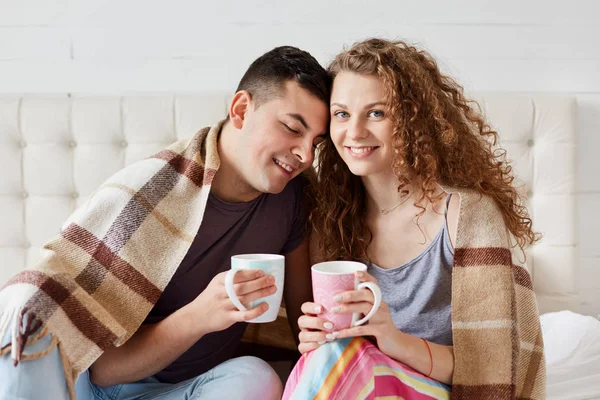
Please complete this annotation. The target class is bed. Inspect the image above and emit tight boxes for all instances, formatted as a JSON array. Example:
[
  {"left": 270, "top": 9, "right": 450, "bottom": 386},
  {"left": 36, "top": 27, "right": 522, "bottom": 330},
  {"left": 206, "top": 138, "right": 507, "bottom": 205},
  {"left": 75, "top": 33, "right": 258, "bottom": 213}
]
[{"left": 0, "top": 93, "right": 598, "bottom": 398}]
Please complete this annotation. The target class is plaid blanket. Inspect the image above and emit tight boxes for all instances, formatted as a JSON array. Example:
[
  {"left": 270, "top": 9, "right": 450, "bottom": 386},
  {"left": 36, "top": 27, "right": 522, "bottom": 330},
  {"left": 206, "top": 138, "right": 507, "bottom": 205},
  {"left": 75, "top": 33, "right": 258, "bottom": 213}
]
[
  {"left": 445, "top": 188, "right": 546, "bottom": 399},
  {"left": 283, "top": 337, "right": 451, "bottom": 400},
  {"left": 0, "top": 120, "right": 224, "bottom": 399}
]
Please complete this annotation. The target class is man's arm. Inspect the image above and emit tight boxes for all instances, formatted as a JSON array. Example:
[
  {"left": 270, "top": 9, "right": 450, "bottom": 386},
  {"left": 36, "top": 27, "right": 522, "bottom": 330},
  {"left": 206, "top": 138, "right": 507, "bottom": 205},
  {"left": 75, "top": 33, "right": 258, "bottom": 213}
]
[
  {"left": 283, "top": 238, "right": 313, "bottom": 343},
  {"left": 90, "top": 304, "right": 206, "bottom": 387},
  {"left": 90, "top": 269, "right": 275, "bottom": 387}
]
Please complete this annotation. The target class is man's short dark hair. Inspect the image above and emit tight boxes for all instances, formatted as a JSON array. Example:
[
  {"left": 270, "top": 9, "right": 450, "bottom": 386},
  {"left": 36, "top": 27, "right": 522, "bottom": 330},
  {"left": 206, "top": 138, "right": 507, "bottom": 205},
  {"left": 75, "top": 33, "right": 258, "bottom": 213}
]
[{"left": 235, "top": 46, "right": 331, "bottom": 108}]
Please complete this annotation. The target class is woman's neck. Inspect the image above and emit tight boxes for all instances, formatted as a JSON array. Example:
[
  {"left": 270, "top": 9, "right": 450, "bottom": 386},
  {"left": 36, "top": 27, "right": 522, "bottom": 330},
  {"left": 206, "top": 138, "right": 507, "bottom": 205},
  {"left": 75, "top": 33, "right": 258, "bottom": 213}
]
[{"left": 361, "top": 171, "right": 412, "bottom": 214}]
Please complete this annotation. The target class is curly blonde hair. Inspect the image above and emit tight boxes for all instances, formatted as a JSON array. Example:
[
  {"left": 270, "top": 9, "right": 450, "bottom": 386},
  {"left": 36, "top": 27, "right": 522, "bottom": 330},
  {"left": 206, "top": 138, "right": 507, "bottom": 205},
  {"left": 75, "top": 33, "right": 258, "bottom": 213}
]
[{"left": 312, "top": 38, "right": 540, "bottom": 262}]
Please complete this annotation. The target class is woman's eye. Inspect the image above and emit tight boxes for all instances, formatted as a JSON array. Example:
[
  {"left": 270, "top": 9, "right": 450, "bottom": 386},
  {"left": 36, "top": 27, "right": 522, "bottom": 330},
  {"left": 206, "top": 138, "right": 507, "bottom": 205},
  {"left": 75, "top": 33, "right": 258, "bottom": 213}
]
[
  {"left": 368, "top": 110, "right": 384, "bottom": 118},
  {"left": 333, "top": 111, "right": 349, "bottom": 119}
]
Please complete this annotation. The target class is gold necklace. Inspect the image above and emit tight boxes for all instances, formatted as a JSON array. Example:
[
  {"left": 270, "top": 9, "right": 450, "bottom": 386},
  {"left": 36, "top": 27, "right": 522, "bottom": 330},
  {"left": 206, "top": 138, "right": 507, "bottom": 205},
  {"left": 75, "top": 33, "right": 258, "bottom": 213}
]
[{"left": 380, "top": 191, "right": 411, "bottom": 215}]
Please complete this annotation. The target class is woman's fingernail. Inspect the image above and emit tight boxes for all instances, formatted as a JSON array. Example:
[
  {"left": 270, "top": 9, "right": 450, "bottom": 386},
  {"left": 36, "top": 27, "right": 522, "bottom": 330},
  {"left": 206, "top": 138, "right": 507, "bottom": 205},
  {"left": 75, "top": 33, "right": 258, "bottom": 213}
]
[
  {"left": 313, "top": 305, "right": 322, "bottom": 313},
  {"left": 326, "top": 333, "right": 336, "bottom": 340},
  {"left": 332, "top": 331, "right": 340, "bottom": 337},
  {"left": 331, "top": 306, "right": 341, "bottom": 313},
  {"left": 356, "top": 271, "right": 364, "bottom": 278},
  {"left": 333, "top": 295, "right": 343, "bottom": 302},
  {"left": 323, "top": 322, "right": 333, "bottom": 330},
  {"left": 318, "top": 341, "right": 326, "bottom": 345}
]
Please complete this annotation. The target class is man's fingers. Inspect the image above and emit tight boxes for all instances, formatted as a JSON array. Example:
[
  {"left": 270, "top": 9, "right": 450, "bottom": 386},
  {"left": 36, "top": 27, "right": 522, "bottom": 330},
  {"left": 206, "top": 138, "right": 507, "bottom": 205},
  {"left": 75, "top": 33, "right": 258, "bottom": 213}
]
[
  {"left": 232, "top": 269, "right": 265, "bottom": 283},
  {"left": 215, "top": 269, "right": 264, "bottom": 285},
  {"left": 238, "top": 285, "right": 277, "bottom": 304},
  {"left": 233, "top": 302, "right": 269, "bottom": 322},
  {"left": 234, "top": 274, "right": 275, "bottom": 296}
]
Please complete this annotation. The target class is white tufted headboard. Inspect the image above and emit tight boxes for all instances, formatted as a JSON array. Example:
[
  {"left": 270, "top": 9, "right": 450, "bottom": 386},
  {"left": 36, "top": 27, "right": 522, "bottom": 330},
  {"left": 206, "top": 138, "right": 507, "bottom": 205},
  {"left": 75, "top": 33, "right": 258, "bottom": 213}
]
[{"left": 0, "top": 94, "right": 577, "bottom": 315}]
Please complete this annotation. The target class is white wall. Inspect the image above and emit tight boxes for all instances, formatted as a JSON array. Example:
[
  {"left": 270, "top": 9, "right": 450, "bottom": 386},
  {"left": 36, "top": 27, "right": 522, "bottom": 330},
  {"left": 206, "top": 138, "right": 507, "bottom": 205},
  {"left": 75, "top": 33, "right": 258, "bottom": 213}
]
[{"left": 0, "top": 0, "right": 599, "bottom": 316}]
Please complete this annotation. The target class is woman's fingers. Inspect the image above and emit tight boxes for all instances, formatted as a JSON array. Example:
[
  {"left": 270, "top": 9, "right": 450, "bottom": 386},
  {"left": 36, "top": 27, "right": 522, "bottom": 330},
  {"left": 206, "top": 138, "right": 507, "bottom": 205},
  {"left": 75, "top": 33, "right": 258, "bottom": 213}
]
[
  {"left": 331, "top": 301, "right": 373, "bottom": 316},
  {"left": 333, "top": 289, "right": 374, "bottom": 305},
  {"left": 299, "top": 330, "right": 340, "bottom": 344},
  {"left": 356, "top": 270, "right": 377, "bottom": 284},
  {"left": 298, "top": 315, "right": 334, "bottom": 331},
  {"left": 298, "top": 342, "right": 320, "bottom": 354},
  {"left": 301, "top": 302, "right": 324, "bottom": 315}
]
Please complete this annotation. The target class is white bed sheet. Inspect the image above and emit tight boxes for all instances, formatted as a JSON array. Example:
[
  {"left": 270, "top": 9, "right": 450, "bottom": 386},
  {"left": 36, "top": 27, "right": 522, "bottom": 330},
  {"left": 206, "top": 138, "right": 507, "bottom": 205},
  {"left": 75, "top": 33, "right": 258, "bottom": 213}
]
[{"left": 542, "top": 311, "right": 600, "bottom": 400}]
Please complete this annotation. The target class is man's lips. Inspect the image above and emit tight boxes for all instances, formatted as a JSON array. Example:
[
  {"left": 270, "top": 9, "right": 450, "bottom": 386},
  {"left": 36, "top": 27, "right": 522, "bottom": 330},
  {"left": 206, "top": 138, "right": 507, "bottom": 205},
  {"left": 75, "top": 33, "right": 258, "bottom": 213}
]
[{"left": 273, "top": 158, "right": 296, "bottom": 173}]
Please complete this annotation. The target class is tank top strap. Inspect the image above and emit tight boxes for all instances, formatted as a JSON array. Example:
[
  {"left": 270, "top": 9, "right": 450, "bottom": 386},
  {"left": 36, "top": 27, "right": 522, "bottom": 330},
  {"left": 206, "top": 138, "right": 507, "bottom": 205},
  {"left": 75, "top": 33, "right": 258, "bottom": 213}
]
[{"left": 443, "top": 193, "right": 452, "bottom": 218}]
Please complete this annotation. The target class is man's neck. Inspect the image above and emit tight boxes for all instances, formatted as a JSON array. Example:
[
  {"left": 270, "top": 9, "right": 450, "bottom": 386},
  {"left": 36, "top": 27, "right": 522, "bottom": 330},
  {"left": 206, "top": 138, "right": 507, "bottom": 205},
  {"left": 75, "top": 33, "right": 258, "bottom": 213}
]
[{"left": 211, "top": 121, "right": 262, "bottom": 203}]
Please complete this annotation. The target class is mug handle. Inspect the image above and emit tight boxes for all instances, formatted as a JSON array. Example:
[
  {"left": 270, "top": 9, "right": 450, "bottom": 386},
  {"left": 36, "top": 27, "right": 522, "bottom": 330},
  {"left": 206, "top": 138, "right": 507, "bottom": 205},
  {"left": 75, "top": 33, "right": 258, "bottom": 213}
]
[
  {"left": 352, "top": 282, "right": 382, "bottom": 326},
  {"left": 225, "top": 269, "right": 247, "bottom": 311}
]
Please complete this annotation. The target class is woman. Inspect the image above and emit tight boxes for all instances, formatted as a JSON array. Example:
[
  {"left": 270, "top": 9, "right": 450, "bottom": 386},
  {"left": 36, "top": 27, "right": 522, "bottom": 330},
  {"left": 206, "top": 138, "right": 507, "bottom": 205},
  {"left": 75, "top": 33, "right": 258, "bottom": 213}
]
[{"left": 283, "top": 38, "right": 546, "bottom": 399}]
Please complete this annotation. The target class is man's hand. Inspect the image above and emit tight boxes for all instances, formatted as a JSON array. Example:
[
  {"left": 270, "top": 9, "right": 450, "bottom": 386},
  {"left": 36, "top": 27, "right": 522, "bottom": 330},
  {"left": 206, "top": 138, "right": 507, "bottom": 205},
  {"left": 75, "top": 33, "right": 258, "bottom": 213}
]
[
  {"left": 91, "top": 268, "right": 277, "bottom": 387},
  {"left": 191, "top": 269, "right": 277, "bottom": 335}
]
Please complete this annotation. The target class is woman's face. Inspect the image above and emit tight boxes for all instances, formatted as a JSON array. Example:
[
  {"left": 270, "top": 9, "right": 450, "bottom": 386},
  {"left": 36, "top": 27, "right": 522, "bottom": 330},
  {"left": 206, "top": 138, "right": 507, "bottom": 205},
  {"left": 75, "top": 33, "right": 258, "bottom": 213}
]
[{"left": 329, "top": 71, "right": 395, "bottom": 177}]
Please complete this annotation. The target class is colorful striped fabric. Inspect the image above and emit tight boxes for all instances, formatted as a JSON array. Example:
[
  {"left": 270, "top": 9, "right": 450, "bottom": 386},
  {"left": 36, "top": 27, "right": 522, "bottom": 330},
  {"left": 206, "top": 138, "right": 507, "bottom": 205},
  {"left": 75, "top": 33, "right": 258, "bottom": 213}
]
[{"left": 284, "top": 337, "right": 450, "bottom": 400}]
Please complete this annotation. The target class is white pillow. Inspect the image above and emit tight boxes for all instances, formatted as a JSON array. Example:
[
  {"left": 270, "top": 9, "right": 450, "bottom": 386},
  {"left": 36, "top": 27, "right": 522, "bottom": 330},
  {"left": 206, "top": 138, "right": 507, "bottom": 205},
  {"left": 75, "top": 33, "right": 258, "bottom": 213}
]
[{"left": 541, "top": 310, "right": 600, "bottom": 400}]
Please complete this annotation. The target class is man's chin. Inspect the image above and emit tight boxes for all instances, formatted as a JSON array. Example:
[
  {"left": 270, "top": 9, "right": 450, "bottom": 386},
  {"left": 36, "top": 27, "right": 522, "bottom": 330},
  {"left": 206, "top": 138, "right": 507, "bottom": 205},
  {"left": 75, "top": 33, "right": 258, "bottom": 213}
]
[
  {"left": 259, "top": 178, "right": 290, "bottom": 194},
  {"left": 262, "top": 183, "right": 286, "bottom": 195}
]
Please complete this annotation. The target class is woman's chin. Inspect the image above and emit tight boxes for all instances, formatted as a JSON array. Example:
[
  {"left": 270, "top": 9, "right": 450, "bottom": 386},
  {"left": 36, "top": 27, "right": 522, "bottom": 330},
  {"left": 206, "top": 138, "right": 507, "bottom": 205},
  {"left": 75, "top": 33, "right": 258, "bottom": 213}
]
[{"left": 346, "top": 165, "right": 373, "bottom": 177}]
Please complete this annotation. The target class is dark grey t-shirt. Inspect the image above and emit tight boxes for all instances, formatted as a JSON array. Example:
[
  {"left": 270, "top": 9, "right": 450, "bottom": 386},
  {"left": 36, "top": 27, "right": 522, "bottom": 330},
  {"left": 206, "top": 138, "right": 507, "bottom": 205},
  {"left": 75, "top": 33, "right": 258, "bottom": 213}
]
[{"left": 143, "top": 176, "right": 308, "bottom": 383}]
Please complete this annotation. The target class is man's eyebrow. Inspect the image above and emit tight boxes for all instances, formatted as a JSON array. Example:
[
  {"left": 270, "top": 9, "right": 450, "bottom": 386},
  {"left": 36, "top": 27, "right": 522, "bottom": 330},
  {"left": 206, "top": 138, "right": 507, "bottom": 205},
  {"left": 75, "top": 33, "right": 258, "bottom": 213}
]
[{"left": 285, "top": 113, "right": 308, "bottom": 130}]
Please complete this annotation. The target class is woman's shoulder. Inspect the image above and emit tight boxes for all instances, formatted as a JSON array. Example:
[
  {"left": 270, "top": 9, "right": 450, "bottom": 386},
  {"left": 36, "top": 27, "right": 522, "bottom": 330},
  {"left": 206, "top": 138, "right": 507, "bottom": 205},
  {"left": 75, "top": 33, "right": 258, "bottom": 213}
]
[
  {"left": 441, "top": 186, "right": 509, "bottom": 247},
  {"left": 440, "top": 186, "right": 501, "bottom": 216}
]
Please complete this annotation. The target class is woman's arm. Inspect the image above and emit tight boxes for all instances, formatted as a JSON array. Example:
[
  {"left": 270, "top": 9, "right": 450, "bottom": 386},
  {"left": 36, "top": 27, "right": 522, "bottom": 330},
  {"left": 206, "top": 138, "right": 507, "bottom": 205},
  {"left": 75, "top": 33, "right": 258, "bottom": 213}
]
[
  {"left": 332, "top": 271, "right": 454, "bottom": 384},
  {"left": 381, "top": 329, "right": 454, "bottom": 384}
]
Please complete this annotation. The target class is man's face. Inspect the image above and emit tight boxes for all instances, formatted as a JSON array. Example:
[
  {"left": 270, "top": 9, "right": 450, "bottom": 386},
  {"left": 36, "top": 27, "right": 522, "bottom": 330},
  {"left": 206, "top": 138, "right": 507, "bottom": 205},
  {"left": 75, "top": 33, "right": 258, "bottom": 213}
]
[{"left": 235, "top": 81, "right": 329, "bottom": 195}]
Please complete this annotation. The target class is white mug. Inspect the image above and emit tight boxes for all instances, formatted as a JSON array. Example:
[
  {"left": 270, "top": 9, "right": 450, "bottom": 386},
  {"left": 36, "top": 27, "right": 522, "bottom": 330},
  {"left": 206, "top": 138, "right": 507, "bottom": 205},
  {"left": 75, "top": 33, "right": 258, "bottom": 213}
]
[{"left": 225, "top": 254, "right": 285, "bottom": 323}]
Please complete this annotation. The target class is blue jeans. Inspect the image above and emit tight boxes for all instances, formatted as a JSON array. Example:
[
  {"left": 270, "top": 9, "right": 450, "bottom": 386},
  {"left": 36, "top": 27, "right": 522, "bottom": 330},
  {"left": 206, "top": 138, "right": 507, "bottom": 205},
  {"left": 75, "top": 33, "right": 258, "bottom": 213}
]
[{"left": 0, "top": 323, "right": 283, "bottom": 400}]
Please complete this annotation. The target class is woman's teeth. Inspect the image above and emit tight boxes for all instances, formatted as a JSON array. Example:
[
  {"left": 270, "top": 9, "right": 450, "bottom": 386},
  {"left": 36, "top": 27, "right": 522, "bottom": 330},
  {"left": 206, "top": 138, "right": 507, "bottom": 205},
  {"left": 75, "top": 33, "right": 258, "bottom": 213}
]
[
  {"left": 274, "top": 159, "right": 293, "bottom": 172},
  {"left": 349, "top": 146, "right": 376, "bottom": 154}
]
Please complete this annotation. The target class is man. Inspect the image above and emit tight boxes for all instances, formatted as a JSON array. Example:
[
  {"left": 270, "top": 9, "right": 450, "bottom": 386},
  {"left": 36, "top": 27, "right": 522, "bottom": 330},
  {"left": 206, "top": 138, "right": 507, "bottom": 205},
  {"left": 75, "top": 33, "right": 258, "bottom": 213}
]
[{"left": 0, "top": 46, "right": 330, "bottom": 400}]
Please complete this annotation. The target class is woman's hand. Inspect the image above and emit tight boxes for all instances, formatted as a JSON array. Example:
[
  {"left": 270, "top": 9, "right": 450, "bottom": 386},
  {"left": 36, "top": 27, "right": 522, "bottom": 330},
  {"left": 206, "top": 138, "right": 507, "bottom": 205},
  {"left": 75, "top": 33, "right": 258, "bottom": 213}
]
[
  {"left": 332, "top": 271, "right": 402, "bottom": 358},
  {"left": 297, "top": 302, "right": 339, "bottom": 354},
  {"left": 330, "top": 271, "right": 455, "bottom": 383}
]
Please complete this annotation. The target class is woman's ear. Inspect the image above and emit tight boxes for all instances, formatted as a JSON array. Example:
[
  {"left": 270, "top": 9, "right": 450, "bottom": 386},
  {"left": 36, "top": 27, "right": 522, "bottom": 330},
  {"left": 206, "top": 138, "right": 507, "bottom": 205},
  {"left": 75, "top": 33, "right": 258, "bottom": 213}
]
[{"left": 228, "top": 90, "right": 252, "bottom": 129}]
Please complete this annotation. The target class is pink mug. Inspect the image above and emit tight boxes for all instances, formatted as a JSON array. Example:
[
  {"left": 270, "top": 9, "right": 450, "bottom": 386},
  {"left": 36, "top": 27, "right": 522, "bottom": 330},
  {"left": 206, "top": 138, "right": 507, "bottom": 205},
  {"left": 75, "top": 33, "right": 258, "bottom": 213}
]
[{"left": 311, "top": 261, "right": 382, "bottom": 331}]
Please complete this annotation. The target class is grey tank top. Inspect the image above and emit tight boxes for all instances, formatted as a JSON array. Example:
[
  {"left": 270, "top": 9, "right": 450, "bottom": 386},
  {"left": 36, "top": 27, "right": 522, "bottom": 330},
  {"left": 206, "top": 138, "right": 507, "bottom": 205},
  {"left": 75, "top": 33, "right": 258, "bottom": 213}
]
[{"left": 368, "top": 195, "right": 454, "bottom": 346}]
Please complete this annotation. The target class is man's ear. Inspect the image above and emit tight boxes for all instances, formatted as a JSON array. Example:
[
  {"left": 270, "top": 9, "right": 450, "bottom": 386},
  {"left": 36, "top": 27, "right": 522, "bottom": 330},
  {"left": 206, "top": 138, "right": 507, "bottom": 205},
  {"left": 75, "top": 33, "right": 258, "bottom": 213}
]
[{"left": 228, "top": 90, "right": 252, "bottom": 129}]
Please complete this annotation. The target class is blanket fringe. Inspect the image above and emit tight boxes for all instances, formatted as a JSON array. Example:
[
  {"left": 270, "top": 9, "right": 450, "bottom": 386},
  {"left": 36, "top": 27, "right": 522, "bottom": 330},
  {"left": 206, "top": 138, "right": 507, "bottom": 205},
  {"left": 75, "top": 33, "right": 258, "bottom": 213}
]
[
  {"left": 2, "top": 307, "right": 74, "bottom": 399},
  {"left": 0, "top": 307, "right": 44, "bottom": 366}
]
